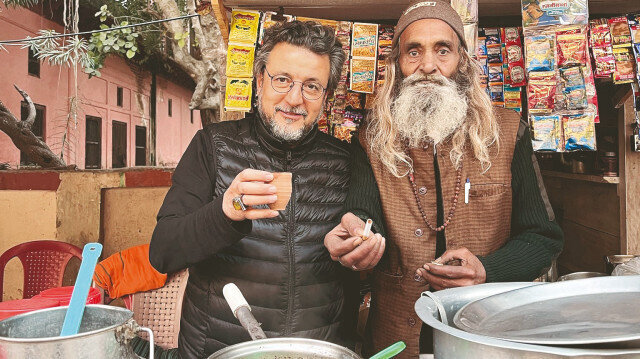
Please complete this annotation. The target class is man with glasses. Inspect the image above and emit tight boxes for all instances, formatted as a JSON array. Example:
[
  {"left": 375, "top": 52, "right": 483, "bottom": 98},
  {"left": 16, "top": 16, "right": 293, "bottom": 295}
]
[{"left": 149, "top": 20, "right": 385, "bottom": 358}]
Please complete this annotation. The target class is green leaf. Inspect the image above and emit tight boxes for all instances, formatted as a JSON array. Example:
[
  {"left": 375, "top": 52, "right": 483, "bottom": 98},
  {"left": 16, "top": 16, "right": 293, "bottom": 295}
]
[
  {"left": 104, "top": 45, "right": 110, "bottom": 51},
  {"left": 124, "top": 42, "right": 132, "bottom": 48},
  {"left": 178, "top": 39, "right": 185, "bottom": 48},
  {"left": 174, "top": 32, "right": 182, "bottom": 40},
  {"left": 95, "top": 11, "right": 102, "bottom": 17},
  {"left": 117, "top": 39, "right": 125, "bottom": 46},
  {"left": 120, "top": 21, "right": 128, "bottom": 26},
  {"left": 100, "top": 5, "right": 107, "bottom": 11},
  {"left": 99, "top": 33, "right": 107, "bottom": 41},
  {"left": 126, "top": 35, "right": 133, "bottom": 41},
  {"left": 113, "top": 44, "right": 120, "bottom": 50},
  {"left": 100, "top": 16, "right": 107, "bottom": 22},
  {"left": 131, "top": 46, "right": 137, "bottom": 51},
  {"left": 100, "top": 24, "right": 109, "bottom": 30},
  {"left": 126, "top": 49, "right": 135, "bottom": 58}
]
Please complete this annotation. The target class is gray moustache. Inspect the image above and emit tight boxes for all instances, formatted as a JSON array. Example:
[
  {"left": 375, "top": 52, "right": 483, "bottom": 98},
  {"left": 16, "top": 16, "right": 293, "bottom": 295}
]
[{"left": 275, "top": 107, "right": 307, "bottom": 116}]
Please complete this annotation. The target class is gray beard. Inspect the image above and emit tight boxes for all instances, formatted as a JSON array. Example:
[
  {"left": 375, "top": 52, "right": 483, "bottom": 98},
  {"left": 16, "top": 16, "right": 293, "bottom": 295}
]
[
  {"left": 257, "top": 96, "right": 319, "bottom": 142},
  {"left": 392, "top": 72, "right": 469, "bottom": 146}
]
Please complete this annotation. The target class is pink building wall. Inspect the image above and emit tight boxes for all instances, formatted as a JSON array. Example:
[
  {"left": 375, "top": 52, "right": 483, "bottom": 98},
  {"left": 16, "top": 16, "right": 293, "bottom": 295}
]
[{"left": 0, "top": 7, "right": 202, "bottom": 169}]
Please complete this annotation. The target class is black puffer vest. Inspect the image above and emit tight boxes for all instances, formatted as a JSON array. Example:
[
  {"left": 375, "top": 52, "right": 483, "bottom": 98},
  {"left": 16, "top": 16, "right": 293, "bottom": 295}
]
[{"left": 178, "top": 116, "right": 355, "bottom": 359}]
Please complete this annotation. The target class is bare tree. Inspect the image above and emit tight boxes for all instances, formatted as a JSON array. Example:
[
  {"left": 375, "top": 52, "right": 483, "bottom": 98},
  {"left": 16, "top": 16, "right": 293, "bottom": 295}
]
[{"left": 0, "top": 85, "right": 67, "bottom": 168}]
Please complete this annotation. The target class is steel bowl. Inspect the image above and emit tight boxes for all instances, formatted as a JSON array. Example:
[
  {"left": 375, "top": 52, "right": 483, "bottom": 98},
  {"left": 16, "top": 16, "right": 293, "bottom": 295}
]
[{"left": 207, "top": 337, "right": 361, "bottom": 359}]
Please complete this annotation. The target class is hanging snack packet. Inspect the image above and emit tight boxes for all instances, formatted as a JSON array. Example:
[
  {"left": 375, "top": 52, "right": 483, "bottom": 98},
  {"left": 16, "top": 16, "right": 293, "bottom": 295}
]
[
  {"left": 593, "top": 47, "right": 616, "bottom": 78},
  {"left": 490, "top": 83, "right": 505, "bottom": 106},
  {"left": 504, "top": 86, "right": 523, "bottom": 112},
  {"left": 346, "top": 92, "right": 363, "bottom": 110},
  {"left": 229, "top": 9, "right": 260, "bottom": 44},
  {"left": 506, "top": 43, "right": 523, "bottom": 62},
  {"left": 484, "top": 28, "right": 500, "bottom": 46},
  {"left": 613, "top": 47, "right": 636, "bottom": 84},
  {"left": 564, "top": 85, "right": 588, "bottom": 110},
  {"left": 350, "top": 58, "right": 376, "bottom": 94},
  {"left": 590, "top": 24, "right": 612, "bottom": 48},
  {"left": 563, "top": 113, "right": 596, "bottom": 151},
  {"left": 557, "top": 33, "right": 587, "bottom": 67},
  {"left": 351, "top": 23, "right": 378, "bottom": 58},
  {"left": 226, "top": 44, "right": 255, "bottom": 77},
  {"left": 560, "top": 66, "right": 585, "bottom": 88},
  {"left": 525, "top": 35, "right": 555, "bottom": 72},
  {"left": 451, "top": 0, "right": 478, "bottom": 24},
  {"left": 531, "top": 115, "right": 561, "bottom": 152},
  {"left": 521, "top": 0, "right": 588, "bottom": 28},
  {"left": 503, "top": 27, "right": 521, "bottom": 45},
  {"left": 464, "top": 23, "right": 478, "bottom": 55},
  {"left": 528, "top": 71, "right": 556, "bottom": 113},
  {"left": 627, "top": 14, "right": 640, "bottom": 44},
  {"left": 258, "top": 12, "right": 293, "bottom": 45},
  {"left": 608, "top": 17, "right": 632, "bottom": 47},
  {"left": 224, "top": 78, "right": 253, "bottom": 111},
  {"left": 477, "top": 36, "right": 488, "bottom": 58},
  {"left": 488, "top": 64, "right": 504, "bottom": 82},
  {"left": 509, "top": 64, "right": 527, "bottom": 86},
  {"left": 487, "top": 46, "right": 502, "bottom": 64}
]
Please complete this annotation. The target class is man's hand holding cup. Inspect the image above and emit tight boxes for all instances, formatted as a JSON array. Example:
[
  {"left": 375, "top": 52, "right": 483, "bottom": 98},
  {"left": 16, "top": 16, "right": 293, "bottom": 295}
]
[{"left": 223, "top": 169, "right": 292, "bottom": 221}]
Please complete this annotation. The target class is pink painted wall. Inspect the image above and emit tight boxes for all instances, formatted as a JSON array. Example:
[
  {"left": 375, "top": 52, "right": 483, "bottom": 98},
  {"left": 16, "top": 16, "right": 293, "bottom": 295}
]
[{"left": 0, "top": 7, "right": 202, "bottom": 169}]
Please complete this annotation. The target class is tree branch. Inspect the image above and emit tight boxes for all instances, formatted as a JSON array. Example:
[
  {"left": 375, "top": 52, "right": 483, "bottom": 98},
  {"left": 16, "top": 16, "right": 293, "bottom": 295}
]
[
  {"left": 0, "top": 87, "right": 66, "bottom": 168},
  {"left": 14, "top": 84, "right": 35, "bottom": 129}
]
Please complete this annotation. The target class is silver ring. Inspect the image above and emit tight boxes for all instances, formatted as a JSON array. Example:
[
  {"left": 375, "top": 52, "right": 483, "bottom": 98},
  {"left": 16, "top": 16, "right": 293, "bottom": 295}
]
[{"left": 232, "top": 195, "right": 247, "bottom": 211}]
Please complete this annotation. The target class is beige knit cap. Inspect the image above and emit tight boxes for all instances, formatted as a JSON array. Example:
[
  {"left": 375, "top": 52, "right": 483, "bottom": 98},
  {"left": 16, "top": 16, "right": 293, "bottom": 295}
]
[{"left": 393, "top": 0, "right": 466, "bottom": 48}]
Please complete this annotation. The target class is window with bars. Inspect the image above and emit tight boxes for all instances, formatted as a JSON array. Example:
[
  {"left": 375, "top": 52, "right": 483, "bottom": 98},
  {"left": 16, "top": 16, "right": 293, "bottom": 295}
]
[
  {"left": 85, "top": 116, "right": 102, "bottom": 169},
  {"left": 135, "top": 125, "right": 147, "bottom": 166},
  {"left": 28, "top": 48, "right": 40, "bottom": 77},
  {"left": 19, "top": 102, "right": 45, "bottom": 166}
]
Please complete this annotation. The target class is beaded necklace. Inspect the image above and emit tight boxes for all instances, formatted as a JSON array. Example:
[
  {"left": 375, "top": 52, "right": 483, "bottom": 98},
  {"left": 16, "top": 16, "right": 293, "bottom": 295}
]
[{"left": 406, "top": 148, "right": 462, "bottom": 232}]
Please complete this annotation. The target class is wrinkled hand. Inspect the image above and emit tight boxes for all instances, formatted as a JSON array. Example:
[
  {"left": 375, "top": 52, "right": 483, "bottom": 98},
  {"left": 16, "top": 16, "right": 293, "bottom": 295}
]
[
  {"left": 222, "top": 169, "right": 280, "bottom": 221},
  {"left": 324, "top": 213, "right": 386, "bottom": 271},
  {"left": 415, "top": 247, "right": 486, "bottom": 291}
]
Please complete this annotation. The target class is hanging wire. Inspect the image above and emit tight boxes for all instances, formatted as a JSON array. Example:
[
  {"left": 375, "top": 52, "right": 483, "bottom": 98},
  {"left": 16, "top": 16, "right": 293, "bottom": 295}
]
[{"left": 0, "top": 13, "right": 199, "bottom": 45}]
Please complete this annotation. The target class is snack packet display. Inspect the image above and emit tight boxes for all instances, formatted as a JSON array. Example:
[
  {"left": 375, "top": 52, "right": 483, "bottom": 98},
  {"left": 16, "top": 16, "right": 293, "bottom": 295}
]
[
  {"left": 525, "top": 35, "right": 555, "bottom": 71},
  {"left": 531, "top": 115, "right": 561, "bottom": 151},
  {"left": 563, "top": 113, "right": 596, "bottom": 151},
  {"left": 224, "top": 78, "right": 253, "bottom": 111},
  {"left": 258, "top": 12, "right": 293, "bottom": 44},
  {"left": 560, "top": 66, "right": 585, "bottom": 88},
  {"left": 229, "top": 10, "right": 260, "bottom": 44},
  {"left": 351, "top": 23, "right": 378, "bottom": 58},
  {"left": 590, "top": 23, "right": 612, "bottom": 48},
  {"left": 613, "top": 47, "right": 636, "bottom": 84},
  {"left": 608, "top": 17, "right": 632, "bottom": 47},
  {"left": 521, "top": 0, "right": 588, "bottom": 28},
  {"left": 487, "top": 45, "right": 503, "bottom": 64},
  {"left": 350, "top": 58, "right": 376, "bottom": 94},
  {"left": 346, "top": 92, "right": 363, "bottom": 110},
  {"left": 557, "top": 33, "right": 587, "bottom": 66},
  {"left": 226, "top": 44, "right": 255, "bottom": 77},
  {"left": 484, "top": 28, "right": 501, "bottom": 46},
  {"left": 559, "top": 67, "right": 587, "bottom": 110},
  {"left": 628, "top": 14, "right": 640, "bottom": 44},
  {"left": 528, "top": 71, "right": 556, "bottom": 113},
  {"left": 504, "top": 86, "right": 523, "bottom": 112},
  {"left": 593, "top": 47, "right": 616, "bottom": 78}
]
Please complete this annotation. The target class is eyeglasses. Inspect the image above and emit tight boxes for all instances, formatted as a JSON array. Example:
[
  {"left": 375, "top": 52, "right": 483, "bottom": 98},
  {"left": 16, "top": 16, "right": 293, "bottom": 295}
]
[{"left": 264, "top": 68, "right": 327, "bottom": 101}]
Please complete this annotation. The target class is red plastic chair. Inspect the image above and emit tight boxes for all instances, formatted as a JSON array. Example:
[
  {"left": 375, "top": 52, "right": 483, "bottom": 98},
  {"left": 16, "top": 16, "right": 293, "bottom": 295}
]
[{"left": 0, "top": 240, "right": 82, "bottom": 301}]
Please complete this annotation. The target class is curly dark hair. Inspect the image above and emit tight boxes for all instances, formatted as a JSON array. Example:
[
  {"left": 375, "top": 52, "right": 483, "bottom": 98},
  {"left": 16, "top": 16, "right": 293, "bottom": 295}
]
[{"left": 253, "top": 20, "right": 345, "bottom": 93}]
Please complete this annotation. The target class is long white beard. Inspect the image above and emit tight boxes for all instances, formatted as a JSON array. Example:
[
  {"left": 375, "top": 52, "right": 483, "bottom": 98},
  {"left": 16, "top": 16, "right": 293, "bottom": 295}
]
[{"left": 392, "top": 72, "right": 469, "bottom": 146}]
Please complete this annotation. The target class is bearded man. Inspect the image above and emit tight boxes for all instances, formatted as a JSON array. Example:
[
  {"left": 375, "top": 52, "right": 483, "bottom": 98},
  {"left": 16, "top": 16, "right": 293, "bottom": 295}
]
[
  {"left": 324, "top": 1, "right": 563, "bottom": 357},
  {"left": 150, "top": 21, "right": 385, "bottom": 358}
]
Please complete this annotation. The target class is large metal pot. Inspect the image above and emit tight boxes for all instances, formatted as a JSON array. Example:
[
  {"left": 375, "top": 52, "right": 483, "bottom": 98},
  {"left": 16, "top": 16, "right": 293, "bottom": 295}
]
[
  {"left": 0, "top": 304, "right": 152, "bottom": 359},
  {"left": 208, "top": 337, "right": 361, "bottom": 359},
  {"left": 415, "top": 282, "right": 640, "bottom": 358}
]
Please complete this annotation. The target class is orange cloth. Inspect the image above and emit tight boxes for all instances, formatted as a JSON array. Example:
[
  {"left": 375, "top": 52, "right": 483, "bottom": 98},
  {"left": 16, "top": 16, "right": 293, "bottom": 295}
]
[{"left": 93, "top": 244, "right": 167, "bottom": 299}]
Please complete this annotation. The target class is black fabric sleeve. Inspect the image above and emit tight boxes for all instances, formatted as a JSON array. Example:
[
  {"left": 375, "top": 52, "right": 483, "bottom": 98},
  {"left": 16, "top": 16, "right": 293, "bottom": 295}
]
[
  {"left": 478, "top": 125, "right": 564, "bottom": 282},
  {"left": 342, "top": 134, "right": 387, "bottom": 237},
  {"left": 149, "top": 130, "right": 251, "bottom": 274}
]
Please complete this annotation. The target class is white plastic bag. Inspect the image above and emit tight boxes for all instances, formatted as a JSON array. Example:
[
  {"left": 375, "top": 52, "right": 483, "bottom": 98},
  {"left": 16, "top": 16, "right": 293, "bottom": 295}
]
[{"left": 612, "top": 257, "right": 640, "bottom": 276}]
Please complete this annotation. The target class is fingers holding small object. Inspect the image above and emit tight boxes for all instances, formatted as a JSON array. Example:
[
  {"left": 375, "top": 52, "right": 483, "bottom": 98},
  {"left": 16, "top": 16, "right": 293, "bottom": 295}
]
[{"left": 361, "top": 219, "right": 373, "bottom": 240}]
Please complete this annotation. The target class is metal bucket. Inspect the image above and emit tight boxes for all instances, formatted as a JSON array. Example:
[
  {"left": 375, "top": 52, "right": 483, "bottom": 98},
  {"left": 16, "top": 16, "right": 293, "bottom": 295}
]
[
  {"left": 415, "top": 283, "right": 640, "bottom": 358},
  {"left": 207, "top": 338, "right": 361, "bottom": 359},
  {"left": 0, "top": 304, "right": 153, "bottom": 359}
]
